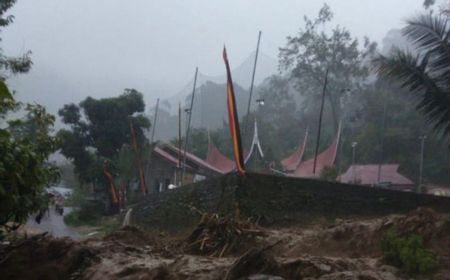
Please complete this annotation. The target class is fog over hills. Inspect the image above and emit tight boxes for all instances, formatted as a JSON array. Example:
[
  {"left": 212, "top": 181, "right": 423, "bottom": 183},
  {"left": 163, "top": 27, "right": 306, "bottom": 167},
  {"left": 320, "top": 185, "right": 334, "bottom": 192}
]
[{"left": 163, "top": 51, "right": 278, "bottom": 114}]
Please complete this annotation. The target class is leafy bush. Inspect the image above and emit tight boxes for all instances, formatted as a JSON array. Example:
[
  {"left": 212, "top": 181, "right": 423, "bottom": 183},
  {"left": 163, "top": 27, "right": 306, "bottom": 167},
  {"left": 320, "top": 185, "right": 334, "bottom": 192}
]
[
  {"left": 320, "top": 166, "right": 338, "bottom": 181},
  {"left": 381, "top": 230, "right": 439, "bottom": 275},
  {"left": 64, "top": 199, "right": 104, "bottom": 226},
  {"left": 0, "top": 90, "right": 59, "bottom": 230}
]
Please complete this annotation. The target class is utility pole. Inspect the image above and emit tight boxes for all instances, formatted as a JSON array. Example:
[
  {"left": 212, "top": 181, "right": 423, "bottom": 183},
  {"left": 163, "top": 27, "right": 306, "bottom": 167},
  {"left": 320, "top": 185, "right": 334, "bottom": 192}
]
[
  {"left": 145, "top": 98, "right": 160, "bottom": 191},
  {"left": 177, "top": 102, "right": 182, "bottom": 185},
  {"left": 351, "top": 141, "right": 358, "bottom": 183},
  {"left": 181, "top": 67, "right": 198, "bottom": 184},
  {"left": 150, "top": 98, "right": 160, "bottom": 145},
  {"left": 418, "top": 135, "right": 427, "bottom": 193},
  {"left": 313, "top": 68, "right": 329, "bottom": 175},
  {"left": 244, "top": 31, "right": 262, "bottom": 142}
]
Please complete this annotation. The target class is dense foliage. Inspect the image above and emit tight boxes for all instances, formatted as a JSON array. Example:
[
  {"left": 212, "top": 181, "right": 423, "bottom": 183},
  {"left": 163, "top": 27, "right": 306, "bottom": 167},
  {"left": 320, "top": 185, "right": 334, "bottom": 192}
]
[
  {"left": 374, "top": 12, "right": 450, "bottom": 143},
  {"left": 58, "top": 89, "right": 150, "bottom": 185},
  {"left": 381, "top": 230, "right": 439, "bottom": 274},
  {"left": 0, "top": 86, "right": 59, "bottom": 229},
  {"left": 0, "top": 0, "right": 58, "bottom": 230}
]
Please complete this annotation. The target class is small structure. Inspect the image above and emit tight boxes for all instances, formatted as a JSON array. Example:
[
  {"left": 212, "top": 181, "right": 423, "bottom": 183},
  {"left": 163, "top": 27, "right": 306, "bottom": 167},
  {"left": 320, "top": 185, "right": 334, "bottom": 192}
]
[
  {"left": 338, "top": 164, "right": 415, "bottom": 191},
  {"left": 147, "top": 146, "right": 189, "bottom": 193},
  {"left": 244, "top": 120, "right": 266, "bottom": 171},
  {"left": 147, "top": 143, "right": 225, "bottom": 194}
]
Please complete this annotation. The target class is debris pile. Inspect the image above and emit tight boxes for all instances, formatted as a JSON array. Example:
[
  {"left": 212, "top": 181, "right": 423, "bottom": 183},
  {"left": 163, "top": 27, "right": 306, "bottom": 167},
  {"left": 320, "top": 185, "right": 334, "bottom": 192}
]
[
  {"left": 186, "top": 212, "right": 264, "bottom": 257},
  {"left": 0, "top": 233, "right": 98, "bottom": 280}
]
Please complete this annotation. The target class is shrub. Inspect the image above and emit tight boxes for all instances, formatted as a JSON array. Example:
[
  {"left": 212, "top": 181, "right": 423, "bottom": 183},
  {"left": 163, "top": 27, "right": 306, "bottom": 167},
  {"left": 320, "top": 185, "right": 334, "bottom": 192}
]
[
  {"left": 381, "top": 230, "right": 439, "bottom": 275},
  {"left": 320, "top": 166, "right": 338, "bottom": 181},
  {"left": 64, "top": 199, "right": 104, "bottom": 226}
]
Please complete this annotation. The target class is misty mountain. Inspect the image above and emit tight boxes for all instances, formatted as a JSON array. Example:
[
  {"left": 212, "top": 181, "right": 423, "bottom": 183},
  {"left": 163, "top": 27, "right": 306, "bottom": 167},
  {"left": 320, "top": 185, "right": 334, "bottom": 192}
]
[
  {"left": 163, "top": 51, "right": 278, "bottom": 114},
  {"left": 6, "top": 62, "right": 165, "bottom": 127}
]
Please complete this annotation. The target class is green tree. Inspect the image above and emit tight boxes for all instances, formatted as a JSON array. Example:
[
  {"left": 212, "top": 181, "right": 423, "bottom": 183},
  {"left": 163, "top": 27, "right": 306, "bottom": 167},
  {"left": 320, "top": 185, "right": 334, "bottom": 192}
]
[
  {"left": 58, "top": 89, "right": 151, "bottom": 185},
  {"left": 0, "top": 0, "right": 32, "bottom": 80},
  {"left": 0, "top": 1, "right": 58, "bottom": 231},
  {"left": 0, "top": 91, "right": 59, "bottom": 230},
  {"left": 279, "top": 3, "right": 376, "bottom": 132},
  {"left": 374, "top": 12, "right": 450, "bottom": 143}
]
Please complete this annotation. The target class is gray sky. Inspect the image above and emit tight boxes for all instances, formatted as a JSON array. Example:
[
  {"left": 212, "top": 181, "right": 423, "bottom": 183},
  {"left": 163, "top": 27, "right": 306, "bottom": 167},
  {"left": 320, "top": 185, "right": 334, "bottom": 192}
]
[{"left": 1, "top": 0, "right": 441, "bottom": 111}]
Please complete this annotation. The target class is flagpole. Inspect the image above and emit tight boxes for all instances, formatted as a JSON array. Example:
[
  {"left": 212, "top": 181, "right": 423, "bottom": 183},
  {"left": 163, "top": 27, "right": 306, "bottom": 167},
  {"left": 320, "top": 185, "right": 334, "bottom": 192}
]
[
  {"left": 313, "top": 68, "right": 329, "bottom": 175},
  {"left": 182, "top": 67, "right": 199, "bottom": 184},
  {"left": 177, "top": 102, "right": 182, "bottom": 185},
  {"left": 244, "top": 31, "right": 262, "bottom": 142}
]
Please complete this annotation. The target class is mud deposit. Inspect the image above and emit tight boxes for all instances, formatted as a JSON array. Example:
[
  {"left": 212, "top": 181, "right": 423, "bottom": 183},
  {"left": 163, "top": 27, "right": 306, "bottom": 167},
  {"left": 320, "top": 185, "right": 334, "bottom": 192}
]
[{"left": 1, "top": 208, "right": 449, "bottom": 279}]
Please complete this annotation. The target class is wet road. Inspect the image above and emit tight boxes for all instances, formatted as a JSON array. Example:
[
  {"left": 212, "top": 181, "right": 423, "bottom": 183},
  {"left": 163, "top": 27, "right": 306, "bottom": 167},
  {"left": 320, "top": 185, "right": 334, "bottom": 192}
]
[{"left": 25, "top": 207, "right": 81, "bottom": 239}]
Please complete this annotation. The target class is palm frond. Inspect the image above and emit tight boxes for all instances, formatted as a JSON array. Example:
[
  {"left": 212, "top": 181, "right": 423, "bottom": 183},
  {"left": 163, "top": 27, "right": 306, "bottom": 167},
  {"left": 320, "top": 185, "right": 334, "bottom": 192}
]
[
  {"left": 373, "top": 50, "right": 450, "bottom": 139},
  {"left": 403, "top": 14, "right": 450, "bottom": 78}
]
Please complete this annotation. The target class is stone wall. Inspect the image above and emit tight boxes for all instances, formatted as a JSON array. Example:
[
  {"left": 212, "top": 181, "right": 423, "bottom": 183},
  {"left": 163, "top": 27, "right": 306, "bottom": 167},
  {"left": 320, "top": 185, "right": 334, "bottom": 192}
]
[{"left": 132, "top": 173, "right": 450, "bottom": 232}]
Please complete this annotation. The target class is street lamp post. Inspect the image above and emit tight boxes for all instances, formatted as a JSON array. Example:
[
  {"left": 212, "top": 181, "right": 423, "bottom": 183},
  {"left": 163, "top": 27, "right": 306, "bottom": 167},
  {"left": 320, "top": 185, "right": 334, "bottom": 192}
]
[
  {"left": 254, "top": 98, "right": 265, "bottom": 122},
  {"left": 351, "top": 141, "right": 358, "bottom": 184},
  {"left": 418, "top": 135, "right": 427, "bottom": 193}
]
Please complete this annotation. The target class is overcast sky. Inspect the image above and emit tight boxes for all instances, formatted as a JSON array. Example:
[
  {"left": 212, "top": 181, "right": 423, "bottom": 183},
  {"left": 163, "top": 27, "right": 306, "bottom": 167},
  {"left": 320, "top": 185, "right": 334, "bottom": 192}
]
[{"left": 1, "top": 0, "right": 443, "bottom": 109}]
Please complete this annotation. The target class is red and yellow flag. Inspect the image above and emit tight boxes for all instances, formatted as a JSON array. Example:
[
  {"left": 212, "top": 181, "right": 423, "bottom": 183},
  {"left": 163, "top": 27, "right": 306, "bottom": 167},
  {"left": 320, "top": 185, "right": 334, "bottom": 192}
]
[
  {"left": 223, "top": 47, "right": 246, "bottom": 175},
  {"left": 103, "top": 161, "right": 119, "bottom": 205},
  {"left": 129, "top": 120, "right": 147, "bottom": 195}
]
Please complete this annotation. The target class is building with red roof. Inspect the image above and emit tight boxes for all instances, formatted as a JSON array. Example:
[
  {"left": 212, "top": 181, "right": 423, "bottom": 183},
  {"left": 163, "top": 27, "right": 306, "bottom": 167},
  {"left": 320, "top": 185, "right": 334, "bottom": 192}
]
[
  {"left": 205, "top": 138, "right": 235, "bottom": 174},
  {"left": 280, "top": 128, "right": 308, "bottom": 172},
  {"left": 281, "top": 123, "right": 341, "bottom": 178},
  {"left": 338, "top": 164, "right": 415, "bottom": 191}
]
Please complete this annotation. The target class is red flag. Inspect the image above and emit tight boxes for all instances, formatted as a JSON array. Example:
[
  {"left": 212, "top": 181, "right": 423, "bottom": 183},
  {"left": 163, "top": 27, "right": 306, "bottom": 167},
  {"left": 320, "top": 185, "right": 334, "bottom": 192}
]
[
  {"left": 103, "top": 161, "right": 119, "bottom": 205},
  {"left": 130, "top": 121, "right": 147, "bottom": 194},
  {"left": 223, "top": 47, "right": 246, "bottom": 175}
]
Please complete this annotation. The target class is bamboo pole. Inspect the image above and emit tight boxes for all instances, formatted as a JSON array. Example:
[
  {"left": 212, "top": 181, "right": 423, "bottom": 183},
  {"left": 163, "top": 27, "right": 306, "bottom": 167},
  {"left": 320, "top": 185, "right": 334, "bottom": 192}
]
[
  {"left": 244, "top": 31, "right": 262, "bottom": 142},
  {"left": 313, "top": 68, "right": 329, "bottom": 175},
  {"left": 182, "top": 67, "right": 199, "bottom": 184}
]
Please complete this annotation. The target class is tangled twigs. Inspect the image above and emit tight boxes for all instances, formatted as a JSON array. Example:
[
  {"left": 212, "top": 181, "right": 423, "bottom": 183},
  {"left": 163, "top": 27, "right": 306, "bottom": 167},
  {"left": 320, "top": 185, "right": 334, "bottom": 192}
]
[{"left": 185, "top": 211, "right": 263, "bottom": 257}]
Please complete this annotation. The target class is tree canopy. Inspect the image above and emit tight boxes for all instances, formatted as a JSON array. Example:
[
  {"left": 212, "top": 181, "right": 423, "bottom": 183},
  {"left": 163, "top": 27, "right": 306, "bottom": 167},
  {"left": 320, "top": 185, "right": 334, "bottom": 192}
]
[
  {"left": 58, "top": 89, "right": 151, "bottom": 184},
  {"left": 374, "top": 12, "right": 450, "bottom": 143}
]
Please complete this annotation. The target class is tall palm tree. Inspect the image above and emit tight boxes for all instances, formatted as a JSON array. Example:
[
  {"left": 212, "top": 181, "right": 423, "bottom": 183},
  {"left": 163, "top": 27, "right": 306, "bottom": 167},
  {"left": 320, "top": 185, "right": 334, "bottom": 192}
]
[{"left": 374, "top": 13, "right": 450, "bottom": 142}]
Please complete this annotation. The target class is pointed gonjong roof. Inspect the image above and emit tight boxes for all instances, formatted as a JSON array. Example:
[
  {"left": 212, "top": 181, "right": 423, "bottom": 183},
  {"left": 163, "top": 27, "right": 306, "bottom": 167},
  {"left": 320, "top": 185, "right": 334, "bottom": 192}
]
[
  {"left": 280, "top": 128, "right": 309, "bottom": 172},
  {"left": 289, "top": 122, "right": 342, "bottom": 178},
  {"left": 205, "top": 136, "right": 236, "bottom": 174}
]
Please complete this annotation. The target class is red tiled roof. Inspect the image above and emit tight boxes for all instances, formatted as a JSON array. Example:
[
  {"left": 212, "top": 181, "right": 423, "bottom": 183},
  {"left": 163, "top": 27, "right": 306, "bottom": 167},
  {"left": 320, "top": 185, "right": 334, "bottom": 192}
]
[
  {"left": 205, "top": 140, "right": 235, "bottom": 174},
  {"left": 163, "top": 144, "right": 224, "bottom": 174},
  {"left": 153, "top": 147, "right": 192, "bottom": 170},
  {"left": 290, "top": 126, "right": 341, "bottom": 178},
  {"left": 281, "top": 129, "right": 308, "bottom": 172},
  {"left": 338, "top": 164, "right": 414, "bottom": 186}
]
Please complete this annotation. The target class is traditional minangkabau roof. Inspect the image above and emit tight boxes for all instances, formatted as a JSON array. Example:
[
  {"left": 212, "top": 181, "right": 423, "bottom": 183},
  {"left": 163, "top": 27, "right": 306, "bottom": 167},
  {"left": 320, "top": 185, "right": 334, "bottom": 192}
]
[
  {"left": 338, "top": 164, "right": 414, "bottom": 186},
  {"left": 290, "top": 123, "right": 341, "bottom": 178},
  {"left": 280, "top": 128, "right": 309, "bottom": 172},
  {"left": 152, "top": 146, "right": 193, "bottom": 171},
  {"left": 162, "top": 143, "right": 224, "bottom": 175},
  {"left": 245, "top": 120, "right": 264, "bottom": 164},
  {"left": 205, "top": 137, "right": 235, "bottom": 174}
]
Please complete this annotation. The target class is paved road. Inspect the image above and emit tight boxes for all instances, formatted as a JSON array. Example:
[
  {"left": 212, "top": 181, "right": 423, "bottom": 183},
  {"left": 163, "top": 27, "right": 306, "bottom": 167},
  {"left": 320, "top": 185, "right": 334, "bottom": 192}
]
[{"left": 25, "top": 206, "right": 81, "bottom": 239}]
